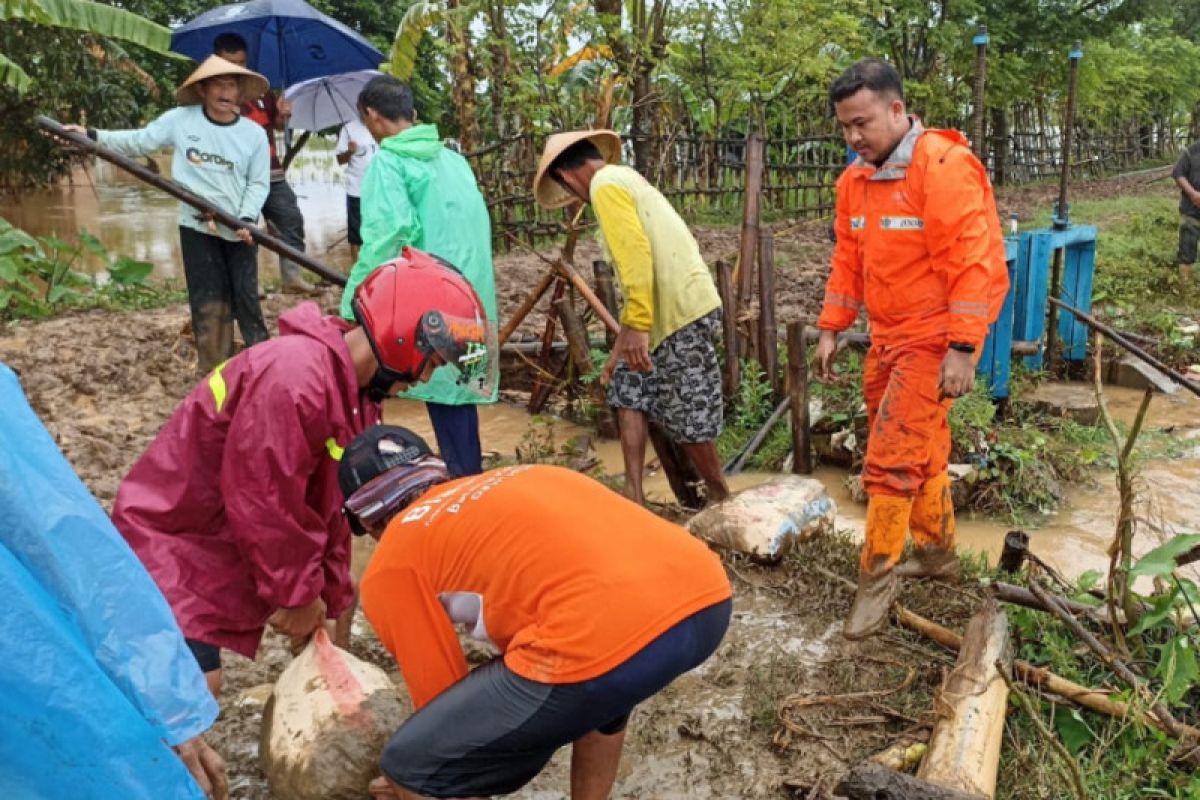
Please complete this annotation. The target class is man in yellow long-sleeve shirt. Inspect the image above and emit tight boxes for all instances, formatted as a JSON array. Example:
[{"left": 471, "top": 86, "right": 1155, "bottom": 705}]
[{"left": 534, "top": 130, "right": 730, "bottom": 506}]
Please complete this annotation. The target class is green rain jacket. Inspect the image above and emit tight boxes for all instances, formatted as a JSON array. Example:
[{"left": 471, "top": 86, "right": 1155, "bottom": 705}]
[{"left": 340, "top": 124, "right": 497, "bottom": 405}]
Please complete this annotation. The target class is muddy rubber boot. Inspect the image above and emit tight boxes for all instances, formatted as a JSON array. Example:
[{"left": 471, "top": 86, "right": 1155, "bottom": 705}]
[
  {"left": 900, "top": 472, "right": 958, "bottom": 579},
  {"left": 843, "top": 566, "right": 897, "bottom": 640},
  {"left": 894, "top": 546, "right": 960, "bottom": 579}
]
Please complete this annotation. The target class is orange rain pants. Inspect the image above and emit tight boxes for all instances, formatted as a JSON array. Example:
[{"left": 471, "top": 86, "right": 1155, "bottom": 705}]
[{"left": 860, "top": 336, "right": 958, "bottom": 571}]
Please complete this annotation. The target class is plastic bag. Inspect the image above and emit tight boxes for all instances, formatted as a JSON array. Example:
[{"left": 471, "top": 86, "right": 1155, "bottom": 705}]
[
  {"left": 260, "top": 628, "right": 405, "bottom": 800},
  {"left": 687, "top": 475, "right": 836, "bottom": 563}
]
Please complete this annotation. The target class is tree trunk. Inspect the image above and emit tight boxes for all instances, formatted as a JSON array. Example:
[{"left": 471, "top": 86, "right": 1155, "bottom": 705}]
[
  {"left": 593, "top": 0, "right": 669, "bottom": 174},
  {"left": 445, "top": 0, "right": 480, "bottom": 153},
  {"left": 486, "top": 0, "right": 510, "bottom": 140}
]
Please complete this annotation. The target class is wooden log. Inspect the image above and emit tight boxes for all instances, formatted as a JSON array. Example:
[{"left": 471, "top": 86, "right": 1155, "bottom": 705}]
[
  {"left": 555, "top": 260, "right": 619, "bottom": 335},
  {"left": 528, "top": 280, "right": 567, "bottom": 413},
  {"left": 787, "top": 321, "right": 813, "bottom": 474},
  {"left": 991, "top": 582, "right": 1119, "bottom": 625},
  {"left": 812, "top": 566, "right": 1200, "bottom": 737},
  {"left": 647, "top": 422, "right": 704, "bottom": 509},
  {"left": 591, "top": 260, "right": 619, "bottom": 347},
  {"left": 716, "top": 259, "right": 740, "bottom": 395},
  {"left": 917, "top": 599, "right": 1011, "bottom": 799},
  {"left": 735, "top": 131, "right": 765, "bottom": 305},
  {"left": 757, "top": 231, "right": 778, "bottom": 397},
  {"left": 499, "top": 269, "right": 556, "bottom": 347},
  {"left": 835, "top": 763, "right": 985, "bottom": 800},
  {"left": 553, "top": 296, "right": 593, "bottom": 376}
]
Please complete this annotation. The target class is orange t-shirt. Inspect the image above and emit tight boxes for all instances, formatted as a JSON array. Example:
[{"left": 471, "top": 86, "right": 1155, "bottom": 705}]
[{"left": 360, "top": 464, "right": 732, "bottom": 709}]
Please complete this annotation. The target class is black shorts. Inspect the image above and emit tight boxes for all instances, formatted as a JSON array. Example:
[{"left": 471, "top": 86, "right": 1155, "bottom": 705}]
[
  {"left": 347, "top": 195, "right": 363, "bottom": 246},
  {"left": 381, "top": 598, "right": 732, "bottom": 798},
  {"left": 186, "top": 638, "right": 221, "bottom": 673}
]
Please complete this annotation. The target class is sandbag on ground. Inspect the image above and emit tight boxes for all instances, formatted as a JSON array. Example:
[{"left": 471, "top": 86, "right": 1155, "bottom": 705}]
[
  {"left": 687, "top": 475, "right": 836, "bottom": 563},
  {"left": 261, "top": 629, "right": 405, "bottom": 800}
]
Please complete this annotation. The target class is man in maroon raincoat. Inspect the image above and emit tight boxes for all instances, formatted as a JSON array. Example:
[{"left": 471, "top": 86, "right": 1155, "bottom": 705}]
[{"left": 112, "top": 249, "right": 497, "bottom": 697}]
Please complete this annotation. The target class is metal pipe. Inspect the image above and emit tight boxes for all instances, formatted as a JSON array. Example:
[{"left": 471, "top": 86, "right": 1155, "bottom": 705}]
[
  {"left": 37, "top": 116, "right": 348, "bottom": 287},
  {"left": 1055, "top": 41, "right": 1084, "bottom": 228}
]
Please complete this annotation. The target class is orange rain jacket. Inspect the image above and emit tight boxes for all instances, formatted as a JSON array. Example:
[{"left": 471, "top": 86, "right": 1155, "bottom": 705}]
[{"left": 817, "top": 121, "right": 1009, "bottom": 348}]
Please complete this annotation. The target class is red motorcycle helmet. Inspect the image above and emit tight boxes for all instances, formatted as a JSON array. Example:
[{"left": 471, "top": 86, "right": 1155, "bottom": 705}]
[{"left": 352, "top": 247, "right": 497, "bottom": 399}]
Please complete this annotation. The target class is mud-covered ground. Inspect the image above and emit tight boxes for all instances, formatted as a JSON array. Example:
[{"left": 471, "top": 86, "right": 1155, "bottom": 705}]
[{"left": 0, "top": 169, "right": 1171, "bottom": 798}]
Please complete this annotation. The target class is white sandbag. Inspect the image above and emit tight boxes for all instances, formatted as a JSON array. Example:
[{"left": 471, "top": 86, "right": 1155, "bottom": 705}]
[
  {"left": 260, "top": 629, "right": 405, "bottom": 800},
  {"left": 687, "top": 475, "right": 836, "bottom": 563}
]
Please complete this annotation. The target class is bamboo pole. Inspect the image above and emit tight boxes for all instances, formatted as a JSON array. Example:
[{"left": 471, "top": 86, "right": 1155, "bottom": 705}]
[
  {"left": 1049, "top": 297, "right": 1200, "bottom": 396},
  {"left": 554, "top": 296, "right": 592, "bottom": 375},
  {"left": 813, "top": 566, "right": 1200, "bottom": 739},
  {"left": 735, "top": 131, "right": 765, "bottom": 304},
  {"left": 716, "top": 259, "right": 741, "bottom": 396},
  {"left": 38, "top": 116, "right": 346, "bottom": 287},
  {"left": 647, "top": 423, "right": 704, "bottom": 509},
  {"left": 498, "top": 270, "right": 556, "bottom": 347},
  {"left": 788, "top": 321, "right": 813, "bottom": 474},
  {"left": 757, "top": 230, "right": 778, "bottom": 397},
  {"left": 723, "top": 397, "right": 789, "bottom": 475},
  {"left": 592, "top": 260, "right": 619, "bottom": 347}
]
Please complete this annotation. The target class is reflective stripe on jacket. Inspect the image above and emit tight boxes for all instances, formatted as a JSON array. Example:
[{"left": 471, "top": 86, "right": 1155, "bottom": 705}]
[
  {"left": 817, "top": 122, "right": 1009, "bottom": 348},
  {"left": 111, "top": 304, "right": 380, "bottom": 658}
]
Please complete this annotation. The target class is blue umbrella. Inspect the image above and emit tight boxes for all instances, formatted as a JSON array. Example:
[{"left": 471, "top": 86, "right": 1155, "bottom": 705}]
[{"left": 170, "top": 0, "right": 384, "bottom": 89}]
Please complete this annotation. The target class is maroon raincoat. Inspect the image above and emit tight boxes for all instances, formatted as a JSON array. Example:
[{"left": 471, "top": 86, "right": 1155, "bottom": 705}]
[{"left": 112, "top": 303, "right": 379, "bottom": 658}]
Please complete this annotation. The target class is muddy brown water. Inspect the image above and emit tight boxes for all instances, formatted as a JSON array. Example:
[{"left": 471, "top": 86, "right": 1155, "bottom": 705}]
[
  {"left": 380, "top": 390, "right": 1200, "bottom": 585},
  {"left": 0, "top": 144, "right": 358, "bottom": 283}
]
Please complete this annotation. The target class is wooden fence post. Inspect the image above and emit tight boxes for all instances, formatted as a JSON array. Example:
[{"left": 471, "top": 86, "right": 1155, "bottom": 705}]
[
  {"left": 735, "top": 130, "right": 765, "bottom": 306},
  {"left": 757, "top": 230, "right": 778, "bottom": 398},
  {"left": 592, "top": 260, "right": 619, "bottom": 348},
  {"left": 716, "top": 259, "right": 740, "bottom": 397},
  {"left": 787, "top": 320, "right": 813, "bottom": 475}
]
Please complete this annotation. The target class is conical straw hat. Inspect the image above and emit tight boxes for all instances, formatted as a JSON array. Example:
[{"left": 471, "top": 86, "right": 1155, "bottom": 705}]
[
  {"left": 176, "top": 55, "right": 269, "bottom": 106},
  {"left": 533, "top": 129, "right": 622, "bottom": 209}
]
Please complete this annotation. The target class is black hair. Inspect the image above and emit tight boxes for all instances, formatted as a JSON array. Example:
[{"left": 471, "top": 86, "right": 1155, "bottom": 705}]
[
  {"left": 549, "top": 139, "right": 604, "bottom": 179},
  {"left": 828, "top": 58, "right": 904, "bottom": 112},
  {"left": 213, "top": 32, "right": 249, "bottom": 56},
  {"left": 357, "top": 75, "right": 415, "bottom": 123}
]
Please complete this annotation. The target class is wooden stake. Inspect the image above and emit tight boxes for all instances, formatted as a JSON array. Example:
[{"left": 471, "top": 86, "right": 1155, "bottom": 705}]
[
  {"left": 735, "top": 131, "right": 765, "bottom": 305},
  {"left": 499, "top": 269, "right": 556, "bottom": 347},
  {"left": 591, "top": 260, "right": 619, "bottom": 347},
  {"left": 528, "top": 279, "right": 567, "bottom": 413},
  {"left": 918, "top": 599, "right": 1011, "bottom": 799},
  {"left": 787, "top": 321, "right": 813, "bottom": 474},
  {"left": 757, "top": 230, "right": 778, "bottom": 397},
  {"left": 717, "top": 259, "right": 740, "bottom": 396},
  {"left": 554, "top": 296, "right": 592, "bottom": 375}
]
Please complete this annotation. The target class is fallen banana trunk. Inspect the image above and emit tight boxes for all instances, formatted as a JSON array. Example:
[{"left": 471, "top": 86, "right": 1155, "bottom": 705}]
[
  {"left": 814, "top": 567, "right": 1200, "bottom": 742},
  {"left": 917, "top": 599, "right": 1011, "bottom": 799}
]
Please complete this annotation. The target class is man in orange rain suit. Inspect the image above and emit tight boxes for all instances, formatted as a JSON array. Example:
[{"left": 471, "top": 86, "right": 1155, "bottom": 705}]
[
  {"left": 814, "top": 58, "right": 1009, "bottom": 640},
  {"left": 337, "top": 426, "right": 731, "bottom": 800}
]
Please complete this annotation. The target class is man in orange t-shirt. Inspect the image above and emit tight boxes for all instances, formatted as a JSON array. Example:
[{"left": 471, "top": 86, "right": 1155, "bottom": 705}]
[{"left": 338, "top": 426, "right": 732, "bottom": 800}]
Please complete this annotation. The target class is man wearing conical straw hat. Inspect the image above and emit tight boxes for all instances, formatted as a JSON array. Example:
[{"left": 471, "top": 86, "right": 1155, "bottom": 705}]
[
  {"left": 64, "top": 55, "right": 272, "bottom": 374},
  {"left": 534, "top": 131, "right": 730, "bottom": 506}
]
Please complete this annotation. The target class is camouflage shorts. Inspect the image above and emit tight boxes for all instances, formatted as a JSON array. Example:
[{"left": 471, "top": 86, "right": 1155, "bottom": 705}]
[{"left": 606, "top": 309, "right": 724, "bottom": 443}]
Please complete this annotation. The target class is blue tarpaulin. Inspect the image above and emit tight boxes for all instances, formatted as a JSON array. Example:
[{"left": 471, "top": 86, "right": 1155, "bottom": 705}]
[{"left": 0, "top": 363, "right": 218, "bottom": 800}]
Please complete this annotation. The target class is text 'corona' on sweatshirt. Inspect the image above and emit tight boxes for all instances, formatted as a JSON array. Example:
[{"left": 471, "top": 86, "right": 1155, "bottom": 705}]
[{"left": 97, "top": 106, "right": 270, "bottom": 242}]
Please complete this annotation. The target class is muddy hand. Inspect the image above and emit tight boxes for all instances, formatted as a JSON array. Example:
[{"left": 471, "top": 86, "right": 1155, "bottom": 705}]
[
  {"left": 268, "top": 596, "right": 327, "bottom": 644},
  {"left": 813, "top": 329, "right": 845, "bottom": 384},
  {"left": 175, "top": 735, "right": 228, "bottom": 800},
  {"left": 938, "top": 348, "right": 976, "bottom": 399}
]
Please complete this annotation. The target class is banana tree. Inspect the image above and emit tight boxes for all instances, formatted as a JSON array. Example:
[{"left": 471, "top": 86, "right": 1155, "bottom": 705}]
[
  {"left": 389, "top": 0, "right": 482, "bottom": 151},
  {"left": 1, "top": 0, "right": 177, "bottom": 95}
]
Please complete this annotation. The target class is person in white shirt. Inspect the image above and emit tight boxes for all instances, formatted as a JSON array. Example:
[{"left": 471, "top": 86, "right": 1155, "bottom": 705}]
[{"left": 336, "top": 119, "right": 380, "bottom": 263}]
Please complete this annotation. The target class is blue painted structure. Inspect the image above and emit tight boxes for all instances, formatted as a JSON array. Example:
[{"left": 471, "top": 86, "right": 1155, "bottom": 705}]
[{"left": 976, "top": 225, "right": 1098, "bottom": 398}]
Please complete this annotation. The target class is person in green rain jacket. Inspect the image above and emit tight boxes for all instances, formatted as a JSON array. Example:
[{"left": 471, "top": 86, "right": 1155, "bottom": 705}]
[{"left": 340, "top": 75, "right": 497, "bottom": 477}]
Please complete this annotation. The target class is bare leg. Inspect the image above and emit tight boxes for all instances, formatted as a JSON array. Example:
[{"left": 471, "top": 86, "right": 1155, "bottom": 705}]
[
  {"left": 205, "top": 668, "right": 223, "bottom": 700},
  {"left": 570, "top": 729, "right": 626, "bottom": 800},
  {"left": 616, "top": 408, "right": 649, "bottom": 504},
  {"left": 681, "top": 441, "right": 730, "bottom": 503}
]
